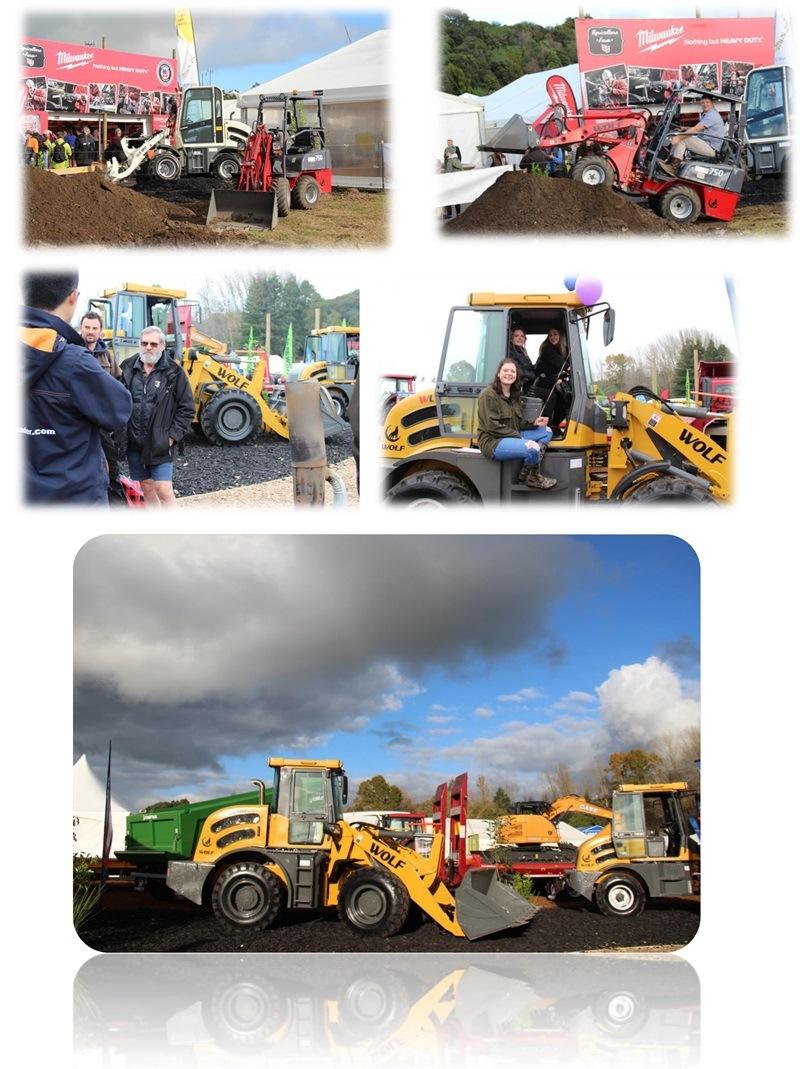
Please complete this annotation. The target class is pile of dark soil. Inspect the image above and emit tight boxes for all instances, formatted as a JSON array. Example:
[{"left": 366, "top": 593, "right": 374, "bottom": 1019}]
[
  {"left": 122, "top": 426, "right": 354, "bottom": 498},
  {"left": 79, "top": 890, "right": 699, "bottom": 953},
  {"left": 448, "top": 171, "right": 673, "bottom": 235},
  {"left": 25, "top": 168, "right": 227, "bottom": 246}
]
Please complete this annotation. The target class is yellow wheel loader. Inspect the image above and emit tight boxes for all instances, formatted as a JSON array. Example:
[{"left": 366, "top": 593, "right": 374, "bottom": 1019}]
[
  {"left": 382, "top": 292, "right": 731, "bottom": 505},
  {"left": 300, "top": 325, "right": 360, "bottom": 417},
  {"left": 88, "top": 283, "right": 347, "bottom": 444},
  {"left": 165, "top": 758, "right": 537, "bottom": 941},
  {"left": 567, "top": 783, "right": 700, "bottom": 917}
]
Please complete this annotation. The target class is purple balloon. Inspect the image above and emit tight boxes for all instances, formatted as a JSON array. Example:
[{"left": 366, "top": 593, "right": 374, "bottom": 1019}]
[
  {"left": 564, "top": 275, "right": 577, "bottom": 291},
  {"left": 575, "top": 275, "right": 603, "bottom": 305}
]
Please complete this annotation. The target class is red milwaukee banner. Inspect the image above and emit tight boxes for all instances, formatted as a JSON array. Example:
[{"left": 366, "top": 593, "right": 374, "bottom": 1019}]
[
  {"left": 575, "top": 18, "right": 775, "bottom": 110},
  {"left": 20, "top": 38, "right": 179, "bottom": 129}
]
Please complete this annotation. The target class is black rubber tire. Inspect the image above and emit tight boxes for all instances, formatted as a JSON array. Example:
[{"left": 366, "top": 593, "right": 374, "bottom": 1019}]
[
  {"left": 658, "top": 183, "right": 702, "bottom": 224},
  {"left": 622, "top": 475, "right": 716, "bottom": 504},
  {"left": 292, "top": 175, "right": 321, "bottom": 209},
  {"left": 595, "top": 873, "right": 646, "bottom": 918},
  {"left": 275, "top": 178, "right": 291, "bottom": 217},
  {"left": 213, "top": 155, "right": 241, "bottom": 182},
  {"left": 328, "top": 389, "right": 349, "bottom": 419},
  {"left": 212, "top": 861, "right": 282, "bottom": 932},
  {"left": 572, "top": 155, "right": 615, "bottom": 187},
  {"left": 338, "top": 868, "right": 410, "bottom": 937},
  {"left": 386, "top": 470, "right": 477, "bottom": 507},
  {"left": 199, "top": 389, "right": 262, "bottom": 445},
  {"left": 150, "top": 152, "right": 181, "bottom": 181}
]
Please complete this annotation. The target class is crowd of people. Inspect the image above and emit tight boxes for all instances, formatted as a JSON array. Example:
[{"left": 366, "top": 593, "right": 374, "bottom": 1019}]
[
  {"left": 22, "top": 271, "right": 194, "bottom": 507},
  {"left": 22, "top": 125, "right": 138, "bottom": 169}
]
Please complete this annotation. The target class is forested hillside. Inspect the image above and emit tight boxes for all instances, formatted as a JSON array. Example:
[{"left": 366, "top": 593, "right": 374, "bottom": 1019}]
[{"left": 442, "top": 10, "right": 579, "bottom": 96}]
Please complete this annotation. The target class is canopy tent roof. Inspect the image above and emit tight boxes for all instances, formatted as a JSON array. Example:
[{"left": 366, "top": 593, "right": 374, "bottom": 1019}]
[
  {"left": 73, "top": 754, "right": 129, "bottom": 857},
  {"left": 436, "top": 90, "right": 484, "bottom": 116},
  {"left": 239, "top": 30, "right": 390, "bottom": 106},
  {"left": 464, "top": 63, "right": 581, "bottom": 124}
]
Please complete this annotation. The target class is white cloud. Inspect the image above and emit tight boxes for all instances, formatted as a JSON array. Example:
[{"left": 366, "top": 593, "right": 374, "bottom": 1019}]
[
  {"left": 597, "top": 656, "right": 700, "bottom": 746},
  {"left": 427, "top": 714, "right": 458, "bottom": 724},
  {"left": 553, "top": 690, "right": 597, "bottom": 711},
  {"left": 474, "top": 706, "right": 495, "bottom": 719},
  {"left": 498, "top": 687, "right": 543, "bottom": 703}
]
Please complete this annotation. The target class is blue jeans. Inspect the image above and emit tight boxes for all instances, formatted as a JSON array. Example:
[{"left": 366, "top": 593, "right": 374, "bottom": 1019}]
[{"left": 492, "top": 427, "right": 553, "bottom": 462}]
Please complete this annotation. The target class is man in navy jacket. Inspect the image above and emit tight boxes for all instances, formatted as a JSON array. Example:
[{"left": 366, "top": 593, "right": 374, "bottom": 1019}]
[{"left": 22, "top": 272, "right": 133, "bottom": 503}]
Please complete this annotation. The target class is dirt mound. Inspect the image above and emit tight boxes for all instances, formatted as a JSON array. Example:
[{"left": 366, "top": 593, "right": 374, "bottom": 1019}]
[
  {"left": 447, "top": 171, "right": 673, "bottom": 235},
  {"left": 25, "top": 168, "right": 227, "bottom": 246}
]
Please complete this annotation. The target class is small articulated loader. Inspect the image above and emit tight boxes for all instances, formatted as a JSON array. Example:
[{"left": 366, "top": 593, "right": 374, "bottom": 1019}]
[
  {"left": 165, "top": 758, "right": 537, "bottom": 940},
  {"left": 382, "top": 290, "right": 731, "bottom": 505},
  {"left": 567, "top": 783, "right": 700, "bottom": 917}
]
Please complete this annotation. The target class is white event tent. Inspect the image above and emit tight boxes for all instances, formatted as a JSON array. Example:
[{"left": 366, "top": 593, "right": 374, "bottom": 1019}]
[
  {"left": 73, "top": 754, "right": 129, "bottom": 857},
  {"left": 436, "top": 90, "right": 486, "bottom": 168},
  {"left": 464, "top": 63, "right": 581, "bottom": 127},
  {"left": 239, "top": 30, "right": 390, "bottom": 187}
]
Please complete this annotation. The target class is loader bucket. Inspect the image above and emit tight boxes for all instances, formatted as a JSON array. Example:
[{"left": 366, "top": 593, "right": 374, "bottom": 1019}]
[
  {"left": 206, "top": 189, "right": 278, "bottom": 229},
  {"left": 454, "top": 867, "right": 538, "bottom": 941}
]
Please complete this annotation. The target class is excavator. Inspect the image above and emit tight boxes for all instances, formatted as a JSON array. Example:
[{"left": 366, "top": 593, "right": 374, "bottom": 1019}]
[
  {"left": 382, "top": 289, "right": 732, "bottom": 505},
  {"left": 498, "top": 795, "right": 611, "bottom": 859},
  {"left": 88, "top": 283, "right": 347, "bottom": 444},
  {"left": 164, "top": 758, "right": 537, "bottom": 940},
  {"left": 567, "top": 782, "right": 700, "bottom": 917}
]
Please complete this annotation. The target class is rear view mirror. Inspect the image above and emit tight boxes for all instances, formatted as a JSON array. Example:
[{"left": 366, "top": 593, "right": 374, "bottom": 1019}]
[{"left": 603, "top": 308, "right": 616, "bottom": 346}]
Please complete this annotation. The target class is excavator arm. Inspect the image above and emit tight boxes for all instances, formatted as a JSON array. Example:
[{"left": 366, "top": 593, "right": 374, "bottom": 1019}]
[{"left": 545, "top": 795, "right": 611, "bottom": 823}]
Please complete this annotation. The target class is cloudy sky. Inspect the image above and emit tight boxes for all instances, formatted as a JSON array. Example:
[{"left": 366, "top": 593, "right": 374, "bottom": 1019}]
[
  {"left": 74, "top": 535, "right": 700, "bottom": 809},
  {"left": 25, "top": 10, "right": 386, "bottom": 92}
]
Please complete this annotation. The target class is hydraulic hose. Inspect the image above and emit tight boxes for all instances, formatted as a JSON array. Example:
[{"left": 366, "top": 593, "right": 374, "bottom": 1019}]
[{"left": 325, "top": 469, "right": 348, "bottom": 507}]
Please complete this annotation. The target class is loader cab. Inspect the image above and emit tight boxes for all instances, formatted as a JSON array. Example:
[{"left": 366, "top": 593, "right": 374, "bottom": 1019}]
[
  {"left": 180, "top": 85, "right": 226, "bottom": 146},
  {"left": 90, "top": 285, "right": 186, "bottom": 365},
  {"left": 436, "top": 297, "right": 606, "bottom": 443},
  {"left": 268, "top": 758, "right": 347, "bottom": 847},
  {"left": 744, "top": 65, "right": 793, "bottom": 176},
  {"left": 611, "top": 785, "right": 692, "bottom": 862},
  {"left": 303, "top": 327, "right": 360, "bottom": 381}
]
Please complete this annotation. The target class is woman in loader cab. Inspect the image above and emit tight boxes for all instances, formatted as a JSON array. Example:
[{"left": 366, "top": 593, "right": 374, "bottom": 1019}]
[
  {"left": 476, "top": 359, "right": 556, "bottom": 490},
  {"left": 533, "top": 327, "right": 570, "bottom": 433}
]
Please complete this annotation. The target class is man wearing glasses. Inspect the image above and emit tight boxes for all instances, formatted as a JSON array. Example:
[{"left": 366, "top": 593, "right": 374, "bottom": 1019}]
[{"left": 120, "top": 327, "right": 194, "bottom": 506}]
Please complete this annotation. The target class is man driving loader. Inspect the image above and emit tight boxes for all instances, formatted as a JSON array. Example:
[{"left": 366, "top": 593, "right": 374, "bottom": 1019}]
[{"left": 660, "top": 95, "right": 725, "bottom": 174}]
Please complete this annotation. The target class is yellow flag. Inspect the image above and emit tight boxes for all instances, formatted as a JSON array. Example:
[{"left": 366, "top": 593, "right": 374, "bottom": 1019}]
[{"left": 175, "top": 10, "right": 200, "bottom": 87}]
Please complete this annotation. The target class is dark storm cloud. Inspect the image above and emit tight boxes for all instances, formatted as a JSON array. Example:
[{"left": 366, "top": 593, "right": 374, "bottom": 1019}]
[
  {"left": 74, "top": 536, "right": 598, "bottom": 800},
  {"left": 25, "top": 13, "right": 377, "bottom": 75},
  {"left": 656, "top": 635, "right": 700, "bottom": 674}
]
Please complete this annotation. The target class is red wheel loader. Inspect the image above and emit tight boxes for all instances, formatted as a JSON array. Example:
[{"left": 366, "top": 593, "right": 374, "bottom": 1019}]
[{"left": 207, "top": 91, "right": 333, "bottom": 229}]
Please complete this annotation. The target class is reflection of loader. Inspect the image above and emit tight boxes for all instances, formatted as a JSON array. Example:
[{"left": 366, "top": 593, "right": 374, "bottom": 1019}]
[
  {"left": 568, "top": 782, "right": 700, "bottom": 917},
  {"left": 165, "top": 758, "right": 537, "bottom": 940},
  {"left": 382, "top": 291, "right": 732, "bottom": 505},
  {"left": 89, "top": 283, "right": 346, "bottom": 444}
]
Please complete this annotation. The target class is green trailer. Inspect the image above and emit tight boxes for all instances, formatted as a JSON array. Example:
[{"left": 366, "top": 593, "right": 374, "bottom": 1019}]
[{"left": 116, "top": 783, "right": 273, "bottom": 896}]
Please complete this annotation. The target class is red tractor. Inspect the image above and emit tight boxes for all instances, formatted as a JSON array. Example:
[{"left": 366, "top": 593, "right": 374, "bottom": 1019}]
[
  {"left": 207, "top": 91, "right": 333, "bottom": 228},
  {"left": 533, "top": 75, "right": 746, "bottom": 224}
]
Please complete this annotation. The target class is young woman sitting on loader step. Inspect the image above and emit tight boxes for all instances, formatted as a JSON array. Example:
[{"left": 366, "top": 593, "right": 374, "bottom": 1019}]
[{"left": 476, "top": 359, "right": 557, "bottom": 490}]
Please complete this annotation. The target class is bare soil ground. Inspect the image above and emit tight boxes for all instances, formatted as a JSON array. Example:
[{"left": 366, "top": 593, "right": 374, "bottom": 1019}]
[
  {"left": 444, "top": 170, "right": 787, "bottom": 236},
  {"left": 25, "top": 168, "right": 387, "bottom": 246},
  {"left": 78, "top": 888, "right": 699, "bottom": 953}
]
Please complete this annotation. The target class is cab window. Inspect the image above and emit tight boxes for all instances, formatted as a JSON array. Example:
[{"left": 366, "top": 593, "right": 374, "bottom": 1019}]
[
  {"left": 181, "top": 87, "right": 216, "bottom": 144},
  {"left": 442, "top": 309, "right": 505, "bottom": 385}
]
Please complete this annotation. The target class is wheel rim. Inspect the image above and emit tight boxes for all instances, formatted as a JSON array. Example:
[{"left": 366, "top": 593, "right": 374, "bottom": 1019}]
[
  {"left": 218, "top": 402, "right": 253, "bottom": 440},
  {"left": 582, "top": 166, "right": 606, "bottom": 185},
  {"left": 349, "top": 885, "right": 388, "bottom": 926},
  {"left": 156, "top": 158, "right": 178, "bottom": 180},
  {"left": 305, "top": 185, "right": 319, "bottom": 204},
  {"left": 405, "top": 497, "right": 447, "bottom": 510},
  {"left": 218, "top": 982, "right": 273, "bottom": 1036},
  {"left": 219, "top": 159, "right": 238, "bottom": 180},
  {"left": 668, "top": 195, "right": 694, "bottom": 220},
  {"left": 346, "top": 979, "right": 391, "bottom": 1024},
  {"left": 607, "top": 993, "right": 636, "bottom": 1024},
  {"left": 225, "top": 877, "right": 265, "bottom": 920},
  {"left": 331, "top": 395, "right": 346, "bottom": 417},
  {"left": 608, "top": 884, "right": 635, "bottom": 912}
]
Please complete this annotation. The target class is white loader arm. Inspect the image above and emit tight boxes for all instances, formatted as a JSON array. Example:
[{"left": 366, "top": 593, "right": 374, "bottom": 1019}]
[{"left": 106, "top": 130, "right": 168, "bottom": 182}]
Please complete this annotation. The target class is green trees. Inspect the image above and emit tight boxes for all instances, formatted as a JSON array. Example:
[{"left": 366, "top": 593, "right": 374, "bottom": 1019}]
[
  {"left": 352, "top": 774, "right": 404, "bottom": 811},
  {"left": 442, "top": 12, "right": 578, "bottom": 96}
]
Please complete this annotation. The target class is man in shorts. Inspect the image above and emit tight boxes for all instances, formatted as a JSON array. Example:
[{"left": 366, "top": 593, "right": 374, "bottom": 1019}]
[{"left": 120, "top": 327, "right": 194, "bottom": 506}]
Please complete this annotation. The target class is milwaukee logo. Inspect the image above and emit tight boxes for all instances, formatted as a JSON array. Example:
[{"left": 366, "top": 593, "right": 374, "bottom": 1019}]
[
  {"left": 57, "top": 49, "right": 94, "bottom": 65},
  {"left": 637, "top": 26, "right": 686, "bottom": 52}
]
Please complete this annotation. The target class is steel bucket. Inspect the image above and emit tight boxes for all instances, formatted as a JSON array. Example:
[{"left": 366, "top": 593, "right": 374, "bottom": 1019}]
[
  {"left": 455, "top": 867, "right": 538, "bottom": 941},
  {"left": 206, "top": 189, "right": 278, "bottom": 229}
]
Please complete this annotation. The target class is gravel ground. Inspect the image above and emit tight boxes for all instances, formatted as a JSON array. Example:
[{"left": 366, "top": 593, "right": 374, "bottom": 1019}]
[
  {"left": 119, "top": 426, "right": 354, "bottom": 498},
  {"left": 177, "top": 458, "right": 358, "bottom": 508},
  {"left": 79, "top": 892, "right": 699, "bottom": 954}
]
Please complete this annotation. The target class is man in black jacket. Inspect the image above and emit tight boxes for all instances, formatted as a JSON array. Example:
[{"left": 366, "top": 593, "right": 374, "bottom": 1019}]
[
  {"left": 120, "top": 327, "right": 194, "bottom": 506},
  {"left": 22, "top": 271, "right": 133, "bottom": 503}
]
